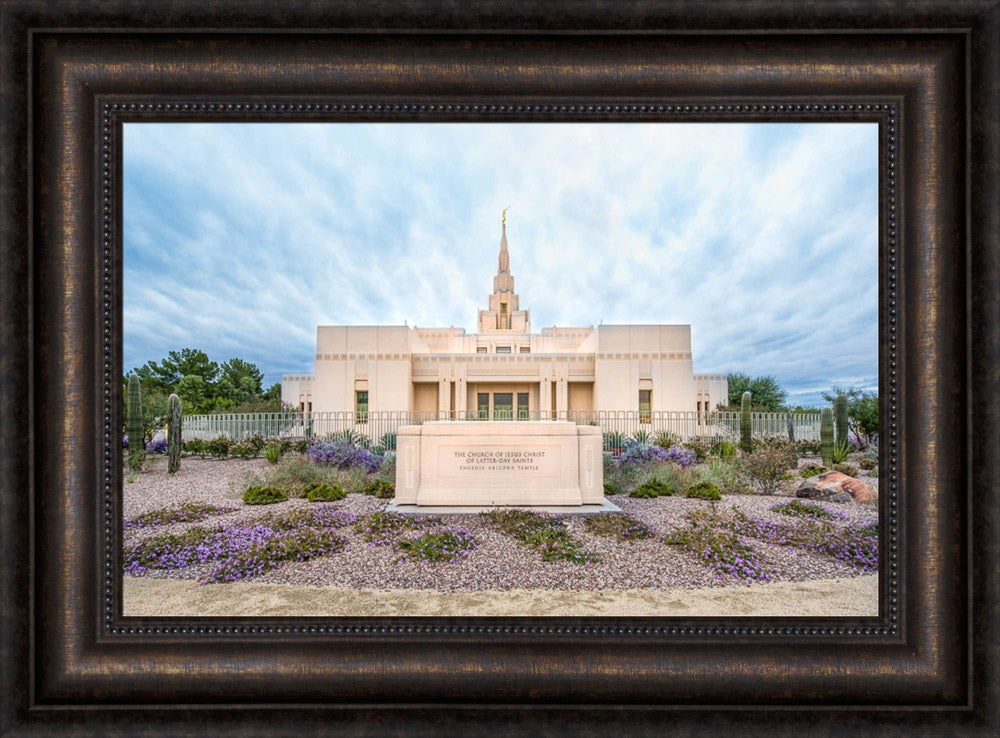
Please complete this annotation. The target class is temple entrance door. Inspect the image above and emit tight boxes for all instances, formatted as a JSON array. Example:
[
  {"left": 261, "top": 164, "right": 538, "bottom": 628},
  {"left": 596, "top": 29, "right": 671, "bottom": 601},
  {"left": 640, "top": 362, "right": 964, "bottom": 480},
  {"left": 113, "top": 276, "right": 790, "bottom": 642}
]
[{"left": 473, "top": 387, "right": 534, "bottom": 420}]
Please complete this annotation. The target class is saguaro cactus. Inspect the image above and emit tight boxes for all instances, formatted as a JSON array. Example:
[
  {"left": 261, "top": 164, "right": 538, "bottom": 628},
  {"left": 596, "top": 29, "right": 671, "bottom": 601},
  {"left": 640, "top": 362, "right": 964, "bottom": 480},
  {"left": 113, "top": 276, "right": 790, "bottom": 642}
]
[
  {"left": 126, "top": 372, "right": 144, "bottom": 471},
  {"left": 820, "top": 407, "right": 834, "bottom": 466},
  {"left": 833, "top": 393, "right": 849, "bottom": 450},
  {"left": 167, "top": 393, "right": 182, "bottom": 474},
  {"left": 739, "top": 390, "right": 753, "bottom": 453},
  {"left": 786, "top": 410, "right": 795, "bottom": 443}
]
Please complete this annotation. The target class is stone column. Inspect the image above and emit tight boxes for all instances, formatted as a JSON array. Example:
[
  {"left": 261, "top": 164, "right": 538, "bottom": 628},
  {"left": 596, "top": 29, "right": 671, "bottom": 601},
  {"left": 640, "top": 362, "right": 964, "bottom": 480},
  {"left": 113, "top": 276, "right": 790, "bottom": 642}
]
[
  {"left": 540, "top": 378, "right": 551, "bottom": 420},
  {"left": 556, "top": 377, "right": 569, "bottom": 418},
  {"left": 438, "top": 377, "right": 451, "bottom": 419}
]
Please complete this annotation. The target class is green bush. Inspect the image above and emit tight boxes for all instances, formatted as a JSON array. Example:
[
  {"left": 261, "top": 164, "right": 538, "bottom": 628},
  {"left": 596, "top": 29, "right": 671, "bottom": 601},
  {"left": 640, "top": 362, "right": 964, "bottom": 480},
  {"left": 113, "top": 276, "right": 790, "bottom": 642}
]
[
  {"left": 242, "top": 485, "right": 288, "bottom": 505},
  {"left": 245, "top": 434, "right": 267, "bottom": 453},
  {"left": 697, "top": 458, "right": 753, "bottom": 495},
  {"left": 303, "top": 482, "right": 346, "bottom": 502},
  {"left": 603, "top": 451, "right": 640, "bottom": 495},
  {"left": 685, "top": 480, "right": 722, "bottom": 501},
  {"left": 363, "top": 479, "right": 395, "bottom": 499},
  {"left": 603, "top": 482, "right": 620, "bottom": 496},
  {"left": 858, "top": 458, "right": 876, "bottom": 471},
  {"left": 770, "top": 499, "right": 836, "bottom": 520},
  {"left": 228, "top": 441, "right": 256, "bottom": 459},
  {"left": 710, "top": 439, "right": 738, "bottom": 459},
  {"left": 832, "top": 463, "right": 859, "bottom": 477},
  {"left": 206, "top": 436, "right": 231, "bottom": 459},
  {"left": 184, "top": 437, "right": 207, "bottom": 458},
  {"left": 799, "top": 464, "right": 828, "bottom": 478},
  {"left": 630, "top": 478, "right": 676, "bottom": 498},
  {"left": 293, "top": 439, "right": 309, "bottom": 454},
  {"left": 263, "top": 442, "right": 284, "bottom": 465},
  {"left": 794, "top": 439, "right": 822, "bottom": 455}
]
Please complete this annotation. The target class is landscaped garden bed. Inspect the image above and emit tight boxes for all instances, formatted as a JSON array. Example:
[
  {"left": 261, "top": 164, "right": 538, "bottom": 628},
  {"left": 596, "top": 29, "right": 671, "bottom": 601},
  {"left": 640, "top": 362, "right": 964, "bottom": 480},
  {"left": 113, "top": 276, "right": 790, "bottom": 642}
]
[{"left": 123, "top": 435, "right": 879, "bottom": 594}]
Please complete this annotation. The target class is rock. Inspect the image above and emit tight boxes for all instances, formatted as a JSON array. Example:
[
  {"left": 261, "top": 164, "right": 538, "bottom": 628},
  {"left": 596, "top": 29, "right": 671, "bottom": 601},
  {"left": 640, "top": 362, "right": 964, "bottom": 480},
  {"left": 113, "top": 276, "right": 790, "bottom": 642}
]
[{"left": 796, "top": 471, "right": 876, "bottom": 504}]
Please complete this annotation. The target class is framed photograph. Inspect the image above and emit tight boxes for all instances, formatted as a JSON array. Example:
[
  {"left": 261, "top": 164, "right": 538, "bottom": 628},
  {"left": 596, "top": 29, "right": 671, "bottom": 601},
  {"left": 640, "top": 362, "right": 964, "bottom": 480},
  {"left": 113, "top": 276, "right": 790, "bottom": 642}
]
[{"left": 2, "top": 1, "right": 997, "bottom": 734}]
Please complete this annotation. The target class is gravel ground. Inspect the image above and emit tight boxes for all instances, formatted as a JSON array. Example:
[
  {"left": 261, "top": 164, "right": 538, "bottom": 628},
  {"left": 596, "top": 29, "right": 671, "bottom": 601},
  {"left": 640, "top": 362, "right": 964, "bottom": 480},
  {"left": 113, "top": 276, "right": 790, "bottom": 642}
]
[{"left": 123, "top": 454, "right": 880, "bottom": 593}]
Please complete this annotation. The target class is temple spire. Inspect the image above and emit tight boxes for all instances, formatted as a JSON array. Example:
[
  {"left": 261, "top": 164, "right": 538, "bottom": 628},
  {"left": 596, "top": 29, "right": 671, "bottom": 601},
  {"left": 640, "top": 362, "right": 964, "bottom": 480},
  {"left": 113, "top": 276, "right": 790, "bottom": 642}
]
[{"left": 478, "top": 209, "right": 530, "bottom": 333}]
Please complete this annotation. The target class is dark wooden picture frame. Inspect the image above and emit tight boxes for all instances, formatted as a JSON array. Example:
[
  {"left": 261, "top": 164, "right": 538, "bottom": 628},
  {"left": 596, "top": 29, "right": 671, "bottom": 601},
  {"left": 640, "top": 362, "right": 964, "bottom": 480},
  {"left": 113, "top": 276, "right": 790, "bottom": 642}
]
[{"left": 2, "top": 2, "right": 997, "bottom": 734}]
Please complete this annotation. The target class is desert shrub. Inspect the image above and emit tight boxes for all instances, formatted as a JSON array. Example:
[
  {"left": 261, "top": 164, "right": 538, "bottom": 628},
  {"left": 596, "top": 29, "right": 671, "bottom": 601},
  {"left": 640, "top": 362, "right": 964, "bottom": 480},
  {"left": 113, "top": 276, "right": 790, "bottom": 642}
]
[
  {"left": 710, "top": 439, "right": 738, "bottom": 460},
  {"left": 370, "top": 451, "right": 396, "bottom": 485},
  {"left": 752, "top": 436, "right": 798, "bottom": 465},
  {"left": 584, "top": 513, "right": 656, "bottom": 541},
  {"left": 739, "top": 445, "right": 795, "bottom": 496},
  {"left": 363, "top": 479, "right": 395, "bottom": 498},
  {"left": 794, "top": 439, "right": 822, "bottom": 455},
  {"left": 263, "top": 442, "right": 284, "bottom": 465},
  {"left": 394, "top": 528, "right": 476, "bottom": 564},
  {"left": 685, "top": 480, "right": 722, "bottom": 501},
  {"left": 293, "top": 439, "right": 309, "bottom": 454},
  {"left": 242, "top": 485, "right": 288, "bottom": 505},
  {"left": 303, "top": 482, "right": 347, "bottom": 502},
  {"left": 799, "top": 464, "right": 828, "bottom": 478},
  {"left": 630, "top": 478, "right": 676, "bottom": 498},
  {"left": 653, "top": 430, "right": 681, "bottom": 449},
  {"left": 682, "top": 437, "right": 712, "bottom": 462},
  {"left": 305, "top": 437, "right": 381, "bottom": 472},
  {"left": 663, "top": 444, "right": 697, "bottom": 469},
  {"left": 697, "top": 458, "right": 752, "bottom": 495},
  {"left": 603, "top": 482, "right": 620, "bottom": 496},
  {"left": 145, "top": 437, "right": 168, "bottom": 455},
  {"left": 228, "top": 441, "right": 256, "bottom": 459},
  {"left": 206, "top": 436, "right": 232, "bottom": 459},
  {"left": 832, "top": 463, "right": 859, "bottom": 477},
  {"left": 244, "top": 434, "right": 267, "bottom": 453},
  {"left": 858, "top": 458, "right": 877, "bottom": 471},
  {"left": 603, "top": 451, "right": 639, "bottom": 495},
  {"left": 617, "top": 439, "right": 669, "bottom": 468},
  {"left": 184, "top": 438, "right": 207, "bottom": 458}
]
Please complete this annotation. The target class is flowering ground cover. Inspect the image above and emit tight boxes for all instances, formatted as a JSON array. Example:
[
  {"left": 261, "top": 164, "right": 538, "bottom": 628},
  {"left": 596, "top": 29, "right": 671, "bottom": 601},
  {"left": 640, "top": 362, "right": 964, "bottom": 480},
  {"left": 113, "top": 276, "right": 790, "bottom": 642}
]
[
  {"left": 662, "top": 504, "right": 878, "bottom": 583},
  {"left": 124, "top": 506, "right": 357, "bottom": 584}
]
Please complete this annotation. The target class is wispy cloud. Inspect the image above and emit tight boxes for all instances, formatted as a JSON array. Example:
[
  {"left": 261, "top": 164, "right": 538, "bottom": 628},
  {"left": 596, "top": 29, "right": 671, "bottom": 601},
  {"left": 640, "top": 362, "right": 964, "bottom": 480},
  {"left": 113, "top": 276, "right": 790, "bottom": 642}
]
[{"left": 123, "top": 121, "right": 878, "bottom": 406}]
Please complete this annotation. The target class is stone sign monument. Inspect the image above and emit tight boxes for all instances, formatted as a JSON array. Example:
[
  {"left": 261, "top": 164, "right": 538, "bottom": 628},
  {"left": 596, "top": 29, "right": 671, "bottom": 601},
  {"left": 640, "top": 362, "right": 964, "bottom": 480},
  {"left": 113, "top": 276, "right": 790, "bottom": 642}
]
[{"left": 394, "top": 420, "right": 606, "bottom": 508}]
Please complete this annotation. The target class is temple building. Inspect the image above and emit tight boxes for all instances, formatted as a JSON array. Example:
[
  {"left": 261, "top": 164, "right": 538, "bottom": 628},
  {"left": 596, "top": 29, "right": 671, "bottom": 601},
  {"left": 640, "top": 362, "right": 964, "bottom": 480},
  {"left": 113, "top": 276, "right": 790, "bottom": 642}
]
[{"left": 282, "top": 214, "right": 727, "bottom": 421}]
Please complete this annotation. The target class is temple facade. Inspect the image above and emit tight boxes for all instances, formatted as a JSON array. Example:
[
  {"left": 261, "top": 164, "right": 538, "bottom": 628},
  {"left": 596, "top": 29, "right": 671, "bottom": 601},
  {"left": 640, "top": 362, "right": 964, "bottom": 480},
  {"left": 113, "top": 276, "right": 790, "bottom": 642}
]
[{"left": 282, "top": 216, "right": 726, "bottom": 420}]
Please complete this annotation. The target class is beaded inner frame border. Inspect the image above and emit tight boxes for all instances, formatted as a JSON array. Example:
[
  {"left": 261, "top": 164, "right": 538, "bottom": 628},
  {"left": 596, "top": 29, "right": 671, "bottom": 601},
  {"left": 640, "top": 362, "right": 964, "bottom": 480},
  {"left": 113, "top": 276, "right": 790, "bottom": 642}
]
[{"left": 101, "top": 101, "right": 898, "bottom": 639}]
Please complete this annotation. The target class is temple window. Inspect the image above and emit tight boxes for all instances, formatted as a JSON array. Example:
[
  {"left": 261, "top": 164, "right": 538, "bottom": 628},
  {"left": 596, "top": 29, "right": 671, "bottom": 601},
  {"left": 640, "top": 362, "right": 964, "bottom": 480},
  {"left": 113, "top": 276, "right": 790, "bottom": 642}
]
[
  {"left": 495, "top": 346, "right": 512, "bottom": 354},
  {"left": 355, "top": 390, "right": 368, "bottom": 423},
  {"left": 639, "top": 389, "right": 652, "bottom": 423}
]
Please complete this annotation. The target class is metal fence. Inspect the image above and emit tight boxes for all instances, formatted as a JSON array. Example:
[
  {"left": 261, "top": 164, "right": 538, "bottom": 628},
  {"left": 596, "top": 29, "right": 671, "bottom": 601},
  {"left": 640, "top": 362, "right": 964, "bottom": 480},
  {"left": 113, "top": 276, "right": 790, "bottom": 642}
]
[{"left": 184, "top": 410, "right": 821, "bottom": 448}]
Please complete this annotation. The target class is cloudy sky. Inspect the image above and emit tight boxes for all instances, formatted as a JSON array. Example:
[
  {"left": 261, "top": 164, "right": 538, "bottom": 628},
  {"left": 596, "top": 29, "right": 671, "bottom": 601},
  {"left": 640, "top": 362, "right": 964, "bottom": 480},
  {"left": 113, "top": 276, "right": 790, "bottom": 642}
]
[{"left": 123, "top": 121, "right": 878, "bottom": 408}]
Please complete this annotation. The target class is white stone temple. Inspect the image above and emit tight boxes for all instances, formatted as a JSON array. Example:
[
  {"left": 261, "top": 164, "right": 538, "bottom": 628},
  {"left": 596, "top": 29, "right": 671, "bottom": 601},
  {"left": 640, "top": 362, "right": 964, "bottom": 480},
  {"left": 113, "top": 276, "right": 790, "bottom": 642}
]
[{"left": 282, "top": 213, "right": 726, "bottom": 420}]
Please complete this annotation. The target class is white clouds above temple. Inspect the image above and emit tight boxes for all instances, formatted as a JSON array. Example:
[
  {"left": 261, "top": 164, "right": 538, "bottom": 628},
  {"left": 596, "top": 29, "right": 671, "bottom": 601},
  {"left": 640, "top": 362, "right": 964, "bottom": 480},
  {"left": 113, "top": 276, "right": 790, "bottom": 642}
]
[{"left": 123, "top": 121, "right": 878, "bottom": 407}]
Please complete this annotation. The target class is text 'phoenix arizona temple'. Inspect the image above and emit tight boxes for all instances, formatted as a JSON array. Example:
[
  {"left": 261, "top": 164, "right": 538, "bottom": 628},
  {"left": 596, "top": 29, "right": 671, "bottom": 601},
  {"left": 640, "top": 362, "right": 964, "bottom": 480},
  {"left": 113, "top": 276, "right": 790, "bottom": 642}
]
[{"left": 282, "top": 214, "right": 727, "bottom": 420}]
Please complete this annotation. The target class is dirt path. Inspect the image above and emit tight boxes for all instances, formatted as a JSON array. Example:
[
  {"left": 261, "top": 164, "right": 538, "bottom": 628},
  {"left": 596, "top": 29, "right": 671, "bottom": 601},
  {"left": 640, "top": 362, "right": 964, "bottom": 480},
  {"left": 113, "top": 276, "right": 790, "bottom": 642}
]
[{"left": 123, "top": 574, "right": 878, "bottom": 617}]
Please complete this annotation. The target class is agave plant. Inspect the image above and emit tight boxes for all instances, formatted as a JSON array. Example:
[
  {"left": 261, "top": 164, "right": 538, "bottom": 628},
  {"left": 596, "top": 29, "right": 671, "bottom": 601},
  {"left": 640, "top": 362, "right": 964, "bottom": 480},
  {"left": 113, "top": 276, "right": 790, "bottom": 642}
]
[
  {"left": 631, "top": 429, "right": 654, "bottom": 446},
  {"left": 831, "top": 439, "right": 852, "bottom": 464}
]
